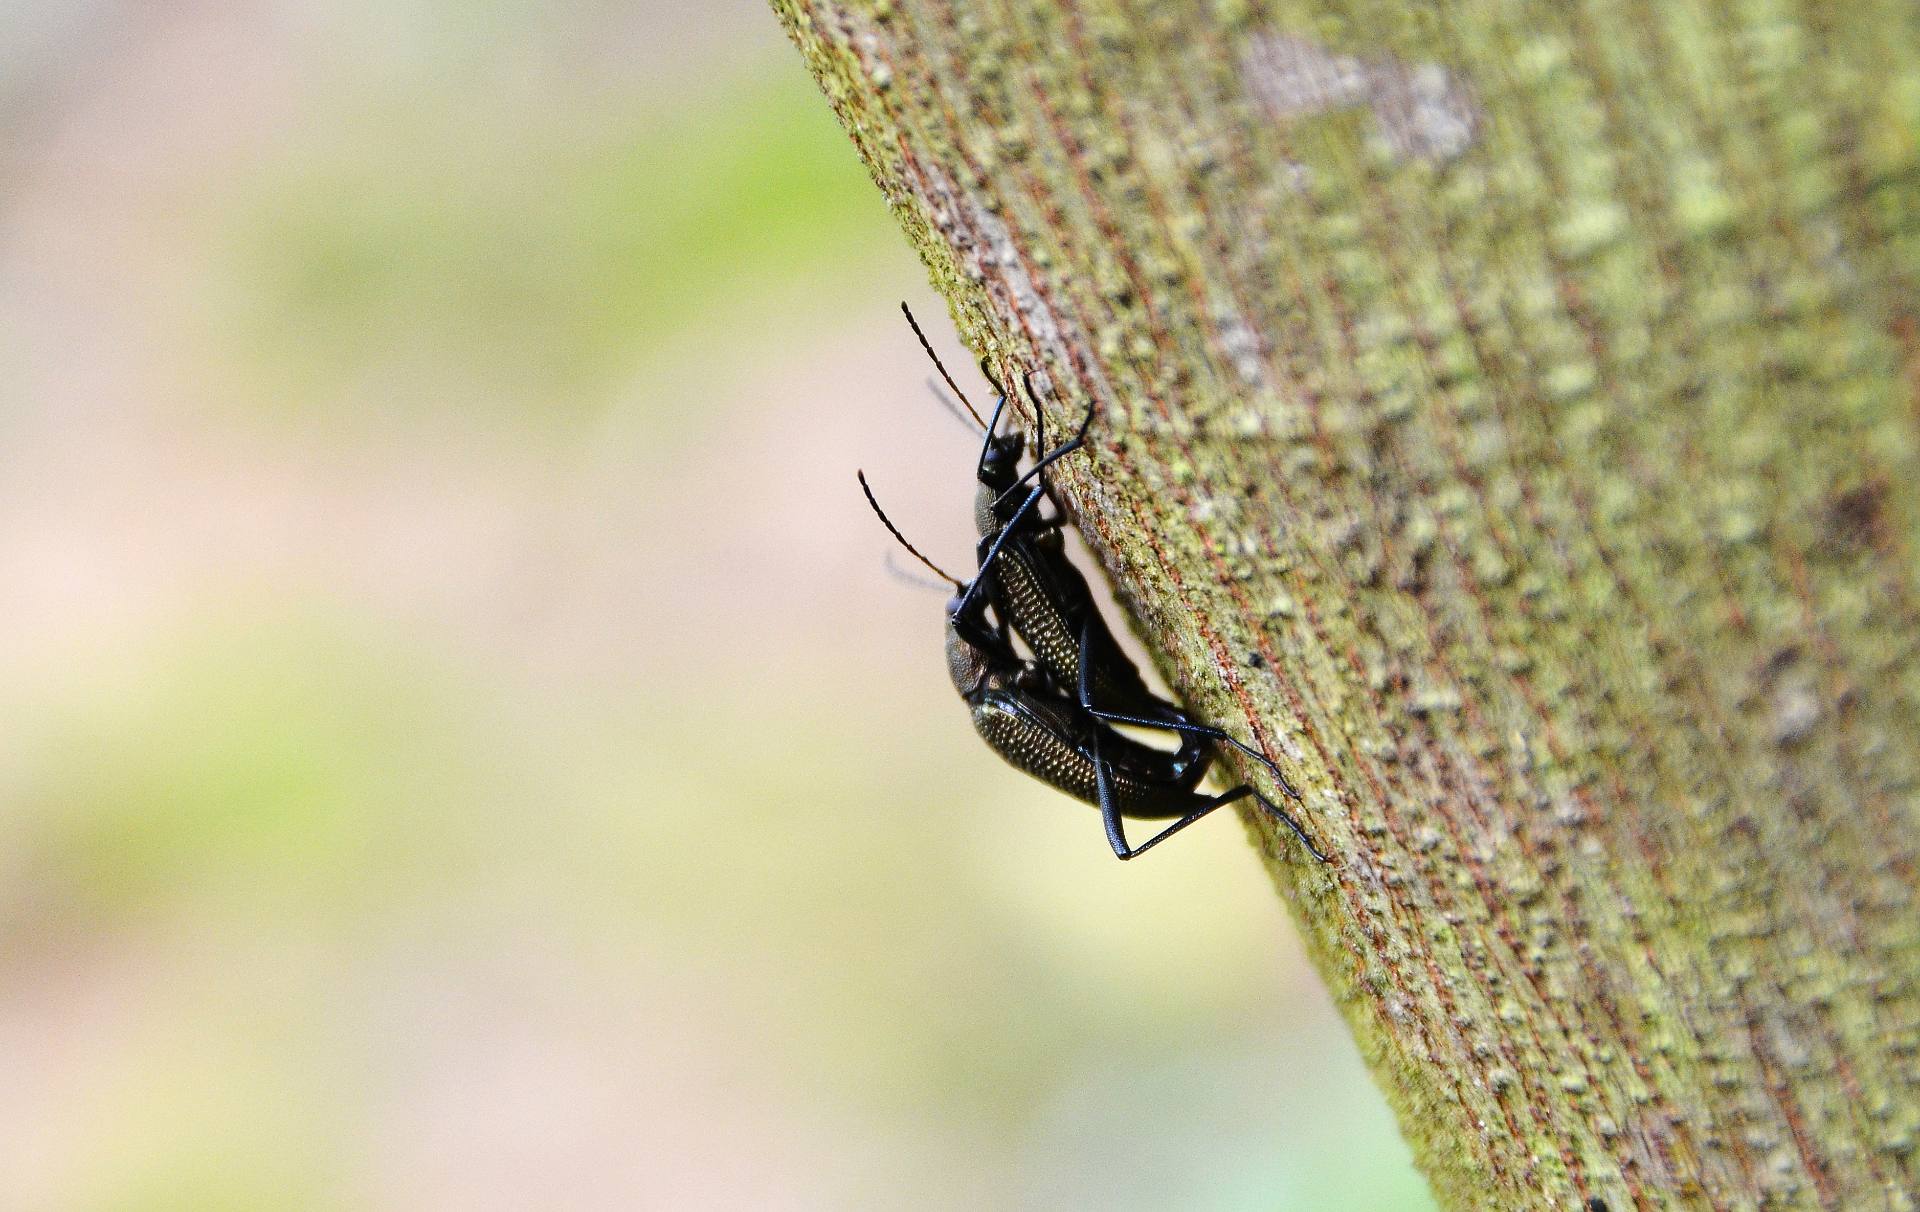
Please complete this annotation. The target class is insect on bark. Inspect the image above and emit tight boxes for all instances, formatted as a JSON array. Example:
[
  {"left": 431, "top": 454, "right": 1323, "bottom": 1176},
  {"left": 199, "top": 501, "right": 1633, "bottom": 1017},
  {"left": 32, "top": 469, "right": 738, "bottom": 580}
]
[
  {"left": 859, "top": 306, "right": 1328, "bottom": 862},
  {"left": 956, "top": 357, "right": 1306, "bottom": 805}
]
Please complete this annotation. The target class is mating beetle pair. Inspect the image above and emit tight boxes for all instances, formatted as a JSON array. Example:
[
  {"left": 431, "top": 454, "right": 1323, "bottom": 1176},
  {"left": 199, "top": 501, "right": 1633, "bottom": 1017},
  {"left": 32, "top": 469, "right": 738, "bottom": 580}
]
[{"left": 861, "top": 304, "right": 1327, "bottom": 863}]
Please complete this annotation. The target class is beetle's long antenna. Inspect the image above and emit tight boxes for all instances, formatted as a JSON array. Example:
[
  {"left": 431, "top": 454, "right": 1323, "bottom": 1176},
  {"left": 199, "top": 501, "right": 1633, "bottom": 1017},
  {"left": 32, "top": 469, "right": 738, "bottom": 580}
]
[
  {"left": 883, "top": 550, "right": 954, "bottom": 594},
  {"left": 926, "top": 378, "right": 985, "bottom": 436},
  {"left": 900, "top": 302, "right": 987, "bottom": 429},
  {"left": 857, "top": 470, "right": 965, "bottom": 590}
]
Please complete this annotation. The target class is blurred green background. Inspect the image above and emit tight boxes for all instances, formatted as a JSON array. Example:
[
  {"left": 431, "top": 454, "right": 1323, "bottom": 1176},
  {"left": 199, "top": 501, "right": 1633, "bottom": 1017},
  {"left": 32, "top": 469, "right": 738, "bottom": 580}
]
[{"left": 0, "top": 3, "right": 1435, "bottom": 1208}]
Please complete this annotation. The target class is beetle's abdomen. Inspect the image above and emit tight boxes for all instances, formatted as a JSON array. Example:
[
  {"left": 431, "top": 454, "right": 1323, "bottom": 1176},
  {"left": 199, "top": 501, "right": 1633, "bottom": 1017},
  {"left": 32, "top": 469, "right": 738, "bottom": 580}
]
[{"left": 970, "top": 693, "right": 1196, "bottom": 819}]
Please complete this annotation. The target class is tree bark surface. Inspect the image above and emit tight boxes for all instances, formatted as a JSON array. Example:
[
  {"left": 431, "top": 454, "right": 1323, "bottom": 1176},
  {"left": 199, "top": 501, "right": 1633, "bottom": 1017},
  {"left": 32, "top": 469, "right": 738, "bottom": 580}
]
[{"left": 773, "top": 3, "right": 1920, "bottom": 1208}]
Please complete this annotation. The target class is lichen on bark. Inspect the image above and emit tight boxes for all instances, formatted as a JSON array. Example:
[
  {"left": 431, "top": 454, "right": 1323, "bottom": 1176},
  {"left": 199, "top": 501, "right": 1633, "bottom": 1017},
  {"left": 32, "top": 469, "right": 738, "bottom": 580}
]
[{"left": 773, "top": 2, "right": 1920, "bottom": 1208}]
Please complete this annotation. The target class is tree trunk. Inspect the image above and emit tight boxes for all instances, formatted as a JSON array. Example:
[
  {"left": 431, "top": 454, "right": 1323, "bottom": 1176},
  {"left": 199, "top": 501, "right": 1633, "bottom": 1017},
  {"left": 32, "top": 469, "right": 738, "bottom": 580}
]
[{"left": 772, "top": 2, "right": 1920, "bottom": 1208}]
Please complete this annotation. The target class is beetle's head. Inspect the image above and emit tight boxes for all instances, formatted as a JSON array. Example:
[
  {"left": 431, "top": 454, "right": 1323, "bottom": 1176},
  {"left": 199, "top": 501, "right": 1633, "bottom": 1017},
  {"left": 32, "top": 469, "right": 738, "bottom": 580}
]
[{"left": 944, "top": 611, "right": 990, "bottom": 699}]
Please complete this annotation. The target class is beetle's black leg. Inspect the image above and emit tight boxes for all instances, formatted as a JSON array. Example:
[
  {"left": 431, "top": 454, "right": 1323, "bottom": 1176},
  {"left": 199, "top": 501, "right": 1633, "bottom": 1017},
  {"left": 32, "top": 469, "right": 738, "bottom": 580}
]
[
  {"left": 1098, "top": 749, "right": 1259, "bottom": 864},
  {"left": 975, "top": 367, "right": 1092, "bottom": 512},
  {"left": 974, "top": 391, "right": 1013, "bottom": 482},
  {"left": 1071, "top": 613, "right": 1208, "bottom": 783},
  {"left": 1094, "top": 725, "right": 1129, "bottom": 857},
  {"left": 1244, "top": 791, "right": 1329, "bottom": 863},
  {"left": 952, "top": 481, "right": 1050, "bottom": 624},
  {"left": 951, "top": 598, "right": 1013, "bottom": 666},
  {"left": 1076, "top": 620, "right": 1327, "bottom": 861},
  {"left": 1072, "top": 618, "right": 1299, "bottom": 797},
  {"left": 1088, "top": 706, "right": 1302, "bottom": 800},
  {"left": 991, "top": 395, "right": 1095, "bottom": 514}
]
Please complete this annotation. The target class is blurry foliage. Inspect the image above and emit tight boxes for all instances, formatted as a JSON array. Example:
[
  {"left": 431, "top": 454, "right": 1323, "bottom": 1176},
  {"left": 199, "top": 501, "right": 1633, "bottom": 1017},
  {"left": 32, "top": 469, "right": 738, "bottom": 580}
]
[
  {"left": 222, "top": 65, "right": 887, "bottom": 419},
  {"left": 16, "top": 607, "right": 476, "bottom": 919}
]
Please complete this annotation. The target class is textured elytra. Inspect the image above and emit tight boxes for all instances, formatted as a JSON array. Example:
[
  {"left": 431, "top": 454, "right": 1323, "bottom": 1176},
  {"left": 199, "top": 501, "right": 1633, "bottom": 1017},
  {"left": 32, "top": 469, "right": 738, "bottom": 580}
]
[
  {"left": 775, "top": 2, "right": 1920, "bottom": 1209},
  {"left": 971, "top": 686, "right": 1200, "bottom": 817}
]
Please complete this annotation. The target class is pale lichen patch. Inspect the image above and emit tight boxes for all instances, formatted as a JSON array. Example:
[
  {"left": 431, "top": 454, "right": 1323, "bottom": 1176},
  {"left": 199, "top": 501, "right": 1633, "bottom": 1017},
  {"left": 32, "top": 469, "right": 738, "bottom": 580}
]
[{"left": 1240, "top": 32, "right": 1481, "bottom": 165}]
